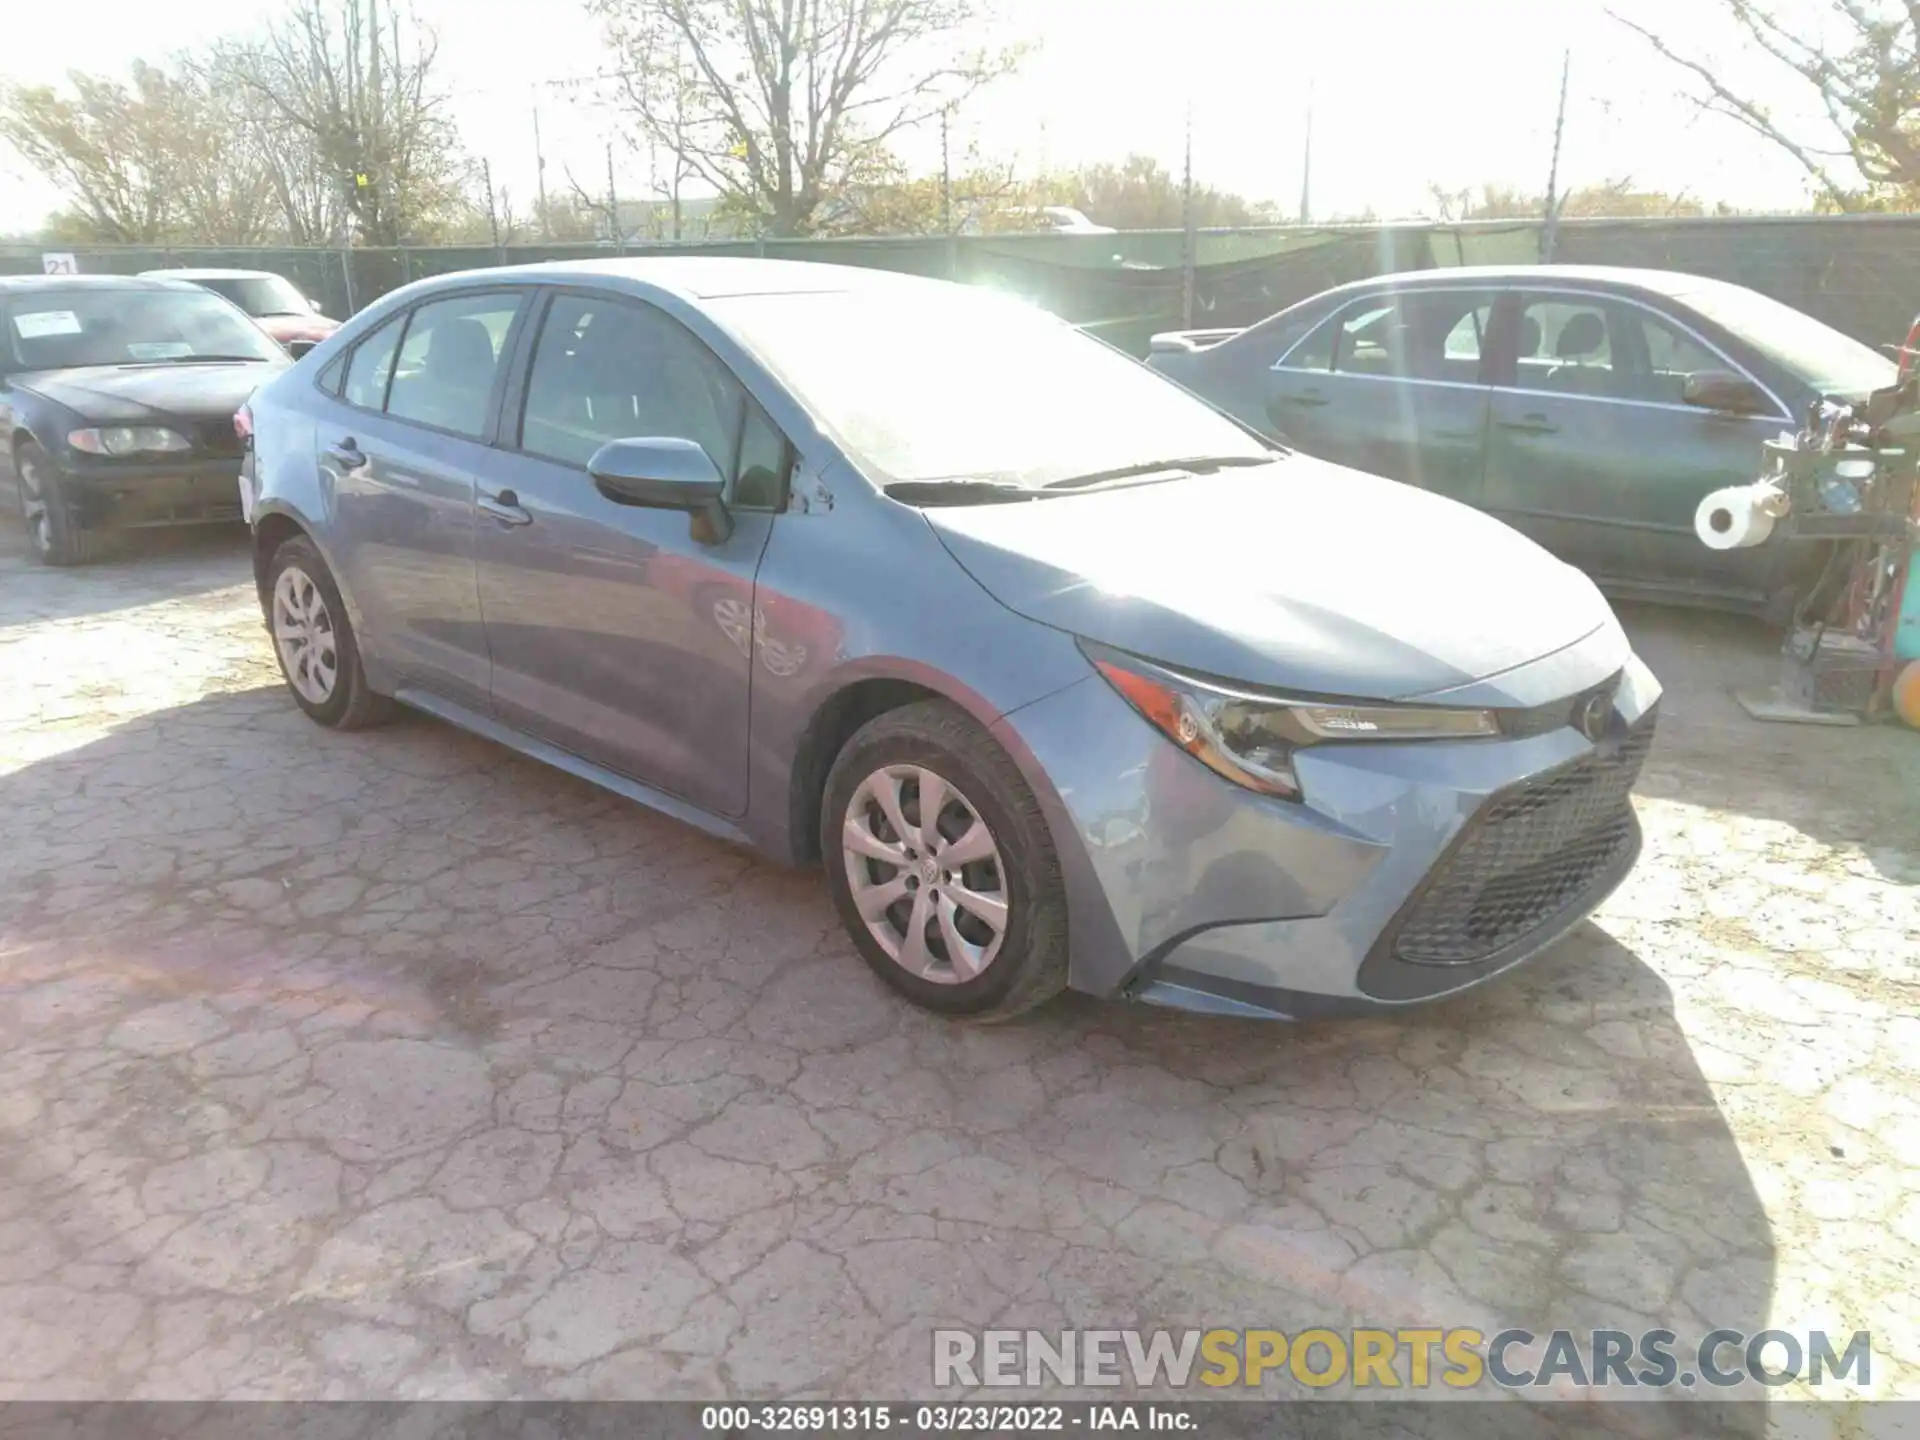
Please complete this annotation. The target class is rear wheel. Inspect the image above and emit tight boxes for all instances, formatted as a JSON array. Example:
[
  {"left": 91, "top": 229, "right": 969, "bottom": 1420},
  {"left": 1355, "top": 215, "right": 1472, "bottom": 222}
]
[
  {"left": 14, "top": 441, "right": 110, "bottom": 566},
  {"left": 264, "top": 535, "right": 393, "bottom": 730},
  {"left": 821, "top": 700, "right": 1067, "bottom": 1020}
]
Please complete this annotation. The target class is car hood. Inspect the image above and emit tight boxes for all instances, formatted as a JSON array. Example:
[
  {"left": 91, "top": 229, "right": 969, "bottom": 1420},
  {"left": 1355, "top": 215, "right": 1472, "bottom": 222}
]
[
  {"left": 15, "top": 362, "right": 286, "bottom": 425},
  {"left": 923, "top": 457, "right": 1621, "bottom": 702}
]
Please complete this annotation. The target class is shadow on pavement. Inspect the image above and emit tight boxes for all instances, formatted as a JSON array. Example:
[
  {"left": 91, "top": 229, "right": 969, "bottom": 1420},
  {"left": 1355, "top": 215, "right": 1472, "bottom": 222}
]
[
  {"left": 0, "top": 514, "right": 255, "bottom": 629},
  {"left": 1617, "top": 601, "right": 1920, "bottom": 876},
  {"left": 1, "top": 683, "right": 1774, "bottom": 1420}
]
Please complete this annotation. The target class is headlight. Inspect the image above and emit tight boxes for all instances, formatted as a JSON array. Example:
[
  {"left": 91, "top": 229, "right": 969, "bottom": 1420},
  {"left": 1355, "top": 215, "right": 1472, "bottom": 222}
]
[
  {"left": 67, "top": 426, "right": 191, "bottom": 457},
  {"left": 1084, "top": 641, "right": 1499, "bottom": 800}
]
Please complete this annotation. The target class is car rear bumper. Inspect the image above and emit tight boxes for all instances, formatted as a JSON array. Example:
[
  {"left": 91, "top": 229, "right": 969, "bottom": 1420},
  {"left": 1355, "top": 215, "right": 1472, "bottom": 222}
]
[
  {"left": 995, "top": 648, "right": 1662, "bottom": 1018},
  {"left": 60, "top": 457, "right": 246, "bottom": 530}
]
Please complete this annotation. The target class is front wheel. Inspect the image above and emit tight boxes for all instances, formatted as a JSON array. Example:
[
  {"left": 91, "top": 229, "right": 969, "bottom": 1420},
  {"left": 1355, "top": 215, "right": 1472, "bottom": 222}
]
[
  {"left": 14, "top": 441, "right": 109, "bottom": 566},
  {"left": 821, "top": 700, "right": 1067, "bottom": 1019},
  {"left": 264, "top": 535, "right": 393, "bottom": 730}
]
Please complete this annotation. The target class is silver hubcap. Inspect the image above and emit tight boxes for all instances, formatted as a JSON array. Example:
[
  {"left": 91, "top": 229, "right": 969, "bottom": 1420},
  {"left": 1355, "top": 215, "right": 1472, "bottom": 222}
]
[
  {"left": 272, "top": 566, "right": 339, "bottom": 705},
  {"left": 842, "top": 765, "right": 1009, "bottom": 985},
  {"left": 16, "top": 453, "right": 52, "bottom": 554}
]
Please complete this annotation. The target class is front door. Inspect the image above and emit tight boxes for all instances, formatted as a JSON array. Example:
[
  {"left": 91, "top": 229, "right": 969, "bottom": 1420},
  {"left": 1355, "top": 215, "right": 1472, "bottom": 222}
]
[
  {"left": 474, "top": 290, "right": 782, "bottom": 819},
  {"left": 1483, "top": 291, "right": 1789, "bottom": 599},
  {"left": 1261, "top": 286, "right": 1498, "bottom": 506},
  {"left": 319, "top": 289, "right": 529, "bottom": 710}
]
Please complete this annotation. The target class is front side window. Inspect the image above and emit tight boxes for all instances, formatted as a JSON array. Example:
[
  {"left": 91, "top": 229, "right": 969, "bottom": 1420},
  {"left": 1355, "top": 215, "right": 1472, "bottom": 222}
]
[
  {"left": 1329, "top": 291, "right": 1495, "bottom": 383},
  {"left": 3, "top": 287, "right": 283, "bottom": 371},
  {"left": 1514, "top": 298, "right": 1617, "bottom": 396},
  {"left": 519, "top": 293, "right": 747, "bottom": 485},
  {"left": 385, "top": 292, "right": 523, "bottom": 440}
]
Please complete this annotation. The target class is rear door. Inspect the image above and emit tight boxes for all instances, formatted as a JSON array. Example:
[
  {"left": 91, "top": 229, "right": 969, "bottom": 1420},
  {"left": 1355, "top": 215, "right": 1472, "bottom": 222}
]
[
  {"left": 1483, "top": 289, "right": 1790, "bottom": 596},
  {"left": 1261, "top": 285, "right": 1498, "bottom": 506},
  {"left": 315, "top": 288, "right": 530, "bottom": 710}
]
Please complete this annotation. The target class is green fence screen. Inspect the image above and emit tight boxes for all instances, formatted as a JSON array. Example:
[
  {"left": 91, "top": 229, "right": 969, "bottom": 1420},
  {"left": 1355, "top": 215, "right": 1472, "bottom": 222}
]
[{"left": 4, "top": 215, "right": 1913, "bottom": 359}]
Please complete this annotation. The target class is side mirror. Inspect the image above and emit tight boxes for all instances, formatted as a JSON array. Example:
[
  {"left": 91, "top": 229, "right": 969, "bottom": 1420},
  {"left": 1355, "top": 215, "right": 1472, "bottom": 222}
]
[
  {"left": 1683, "top": 370, "right": 1770, "bottom": 416},
  {"left": 286, "top": 339, "right": 318, "bottom": 360},
  {"left": 589, "top": 436, "right": 732, "bottom": 542}
]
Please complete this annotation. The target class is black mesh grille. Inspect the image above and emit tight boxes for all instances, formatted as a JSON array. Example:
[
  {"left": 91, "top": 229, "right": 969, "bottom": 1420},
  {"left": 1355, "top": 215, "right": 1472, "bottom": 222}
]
[
  {"left": 194, "top": 421, "right": 245, "bottom": 459},
  {"left": 1392, "top": 707, "right": 1656, "bottom": 965}
]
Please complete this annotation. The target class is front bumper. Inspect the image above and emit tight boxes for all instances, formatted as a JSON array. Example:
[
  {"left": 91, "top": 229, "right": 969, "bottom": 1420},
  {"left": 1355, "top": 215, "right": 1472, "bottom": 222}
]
[
  {"left": 59, "top": 455, "right": 246, "bottom": 530},
  {"left": 994, "top": 651, "right": 1662, "bottom": 1017}
]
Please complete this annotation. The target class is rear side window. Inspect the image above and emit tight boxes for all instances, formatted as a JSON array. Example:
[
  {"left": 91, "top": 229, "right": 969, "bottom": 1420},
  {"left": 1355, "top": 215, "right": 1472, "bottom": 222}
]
[
  {"left": 342, "top": 314, "right": 404, "bottom": 410},
  {"left": 316, "top": 350, "right": 347, "bottom": 396},
  {"left": 385, "top": 292, "right": 522, "bottom": 440},
  {"left": 1331, "top": 291, "right": 1498, "bottom": 383}
]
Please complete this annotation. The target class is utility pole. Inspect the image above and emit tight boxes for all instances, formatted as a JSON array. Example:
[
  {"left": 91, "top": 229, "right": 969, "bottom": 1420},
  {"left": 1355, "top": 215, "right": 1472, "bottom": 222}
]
[
  {"left": 941, "top": 105, "right": 953, "bottom": 235},
  {"left": 483, "top": 157, "right": 502, "bottom": 256},
  {"left": 533, "top": 98, "right": 549, "bottom": 239},
  {"left": 1542, "top": 49, "right": 1571, "bottom": 263},
  {"left": 1298, "top": 83, "right": 1314, "bottom": 225},
  {"left": 607, "top": 141, "right": 623, "bottom": 255},
  {"left": 367, "top": 0, "right": 383, "bottom": 245},
  {"left": 1181, "top": 101, "right": 1196, "bottom": 328}
]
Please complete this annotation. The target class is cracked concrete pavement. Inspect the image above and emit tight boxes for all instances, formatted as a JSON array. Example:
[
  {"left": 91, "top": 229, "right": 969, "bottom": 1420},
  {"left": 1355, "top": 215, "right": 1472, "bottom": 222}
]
[{"left": 1, "top": 517, "right": 1916, "bottom": 1422}]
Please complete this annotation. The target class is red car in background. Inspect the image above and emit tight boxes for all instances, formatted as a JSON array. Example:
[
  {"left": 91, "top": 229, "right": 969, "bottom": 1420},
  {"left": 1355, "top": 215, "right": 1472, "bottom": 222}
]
[{"left": 141, "top": 268, "right": 341, "bottom": 355}]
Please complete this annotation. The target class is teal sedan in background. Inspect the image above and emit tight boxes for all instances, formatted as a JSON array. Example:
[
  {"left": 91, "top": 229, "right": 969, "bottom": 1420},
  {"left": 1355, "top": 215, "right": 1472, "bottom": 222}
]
[{"left": 1148, "top": 266, "right": 1896, "bottom": 622}]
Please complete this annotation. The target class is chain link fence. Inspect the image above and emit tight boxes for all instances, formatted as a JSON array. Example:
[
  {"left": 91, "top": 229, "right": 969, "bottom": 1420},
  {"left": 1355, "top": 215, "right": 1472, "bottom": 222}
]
[{"left": 4, "top": 214, "right": 1914, "bottom": 360}]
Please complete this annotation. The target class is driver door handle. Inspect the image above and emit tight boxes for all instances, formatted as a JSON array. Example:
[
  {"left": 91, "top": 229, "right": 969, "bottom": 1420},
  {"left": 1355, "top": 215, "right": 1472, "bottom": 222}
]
[
  {"left": 1278, "top": 389, "right": 1330, "bottom": 408},
  {"left": 479, "top": 489, "right": 532, "bottom": 526},
  {"left": 1499, "top": 413, "right": 1559, "bottom": 435},
  {"left": 325, "top": 438, "right": 366, "bottom": 468}
]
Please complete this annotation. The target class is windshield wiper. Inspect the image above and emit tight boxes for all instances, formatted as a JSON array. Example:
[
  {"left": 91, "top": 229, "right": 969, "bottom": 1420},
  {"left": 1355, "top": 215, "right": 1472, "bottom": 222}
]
[
  {"left": 883, "top": 480, "right": 1041, "bottom": 507},
  {"left": 1041, "top": 454, "right": 1276, "bottom": 491}
]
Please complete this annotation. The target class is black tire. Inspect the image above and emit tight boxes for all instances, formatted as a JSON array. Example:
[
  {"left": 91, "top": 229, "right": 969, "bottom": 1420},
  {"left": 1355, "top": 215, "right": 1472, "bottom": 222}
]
[
  {"left": 821, "top": 699, "right": 1067, "bottom": 1020},
  {"left": 263, "top": 534, "right": 394, "bottom": 730},
  {"left": 13, "top": 440, "right": 111, "bottom": 566}
]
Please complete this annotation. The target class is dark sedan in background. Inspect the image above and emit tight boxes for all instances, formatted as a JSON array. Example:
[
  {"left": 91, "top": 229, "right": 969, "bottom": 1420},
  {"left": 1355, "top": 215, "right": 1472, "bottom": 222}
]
[
  {"left": 2, "top": 275, "right": 288, "bottom": 564},
  {"left": 1149, "top": 265, "right": 1897, "bottom": 621}
]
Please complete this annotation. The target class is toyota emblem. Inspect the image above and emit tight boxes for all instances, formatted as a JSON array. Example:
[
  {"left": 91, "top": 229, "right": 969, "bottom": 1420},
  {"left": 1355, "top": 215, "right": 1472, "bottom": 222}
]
[{"left": 1576, "top": 690, "right": 1612, "bottom": 742}]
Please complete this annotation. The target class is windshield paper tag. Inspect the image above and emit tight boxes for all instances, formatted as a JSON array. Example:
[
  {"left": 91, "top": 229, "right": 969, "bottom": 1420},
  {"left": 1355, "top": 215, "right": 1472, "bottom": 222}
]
[
  {"left": 126, "top": 342, "right": 195, "bottom": 360},
  {"left": 13, "top": 310, "right": 82, "bottom": 339}
]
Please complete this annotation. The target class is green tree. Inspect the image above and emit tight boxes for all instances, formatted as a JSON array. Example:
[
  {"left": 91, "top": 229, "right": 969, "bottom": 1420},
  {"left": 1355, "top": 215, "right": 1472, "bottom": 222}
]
[{"left": 1015, "top": 154, "right": 1281, "bottom": 231}]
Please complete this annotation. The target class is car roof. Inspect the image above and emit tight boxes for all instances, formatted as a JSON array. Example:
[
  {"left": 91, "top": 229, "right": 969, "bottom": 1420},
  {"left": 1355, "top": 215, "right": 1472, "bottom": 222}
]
[
  {"left": 0, "top": 273, "right": 200, "bottom": 294},
  {"left": 1325, "top": 264, "right": 1725, "bottom": 297},
  {"left": 428, "top": 256, "right": 954, "bottom": 302},
  {"left": 141, "top": 268, "right": 290, "bottom": 281}
]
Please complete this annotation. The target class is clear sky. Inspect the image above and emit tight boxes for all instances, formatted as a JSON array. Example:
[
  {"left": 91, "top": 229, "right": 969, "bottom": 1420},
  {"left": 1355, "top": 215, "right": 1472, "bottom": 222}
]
[{"left": 0, "top": 0, "right": 1844, "bottom": 235}]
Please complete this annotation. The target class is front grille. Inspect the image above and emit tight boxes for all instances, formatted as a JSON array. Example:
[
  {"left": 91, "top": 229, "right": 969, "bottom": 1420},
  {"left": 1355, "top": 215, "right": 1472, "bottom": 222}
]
[
  {"left": 193, "top": 421, "right": 245, "bottom": 459},
  {"left": 1392, "top": 706, "right": 1657, "bottom": 965}
]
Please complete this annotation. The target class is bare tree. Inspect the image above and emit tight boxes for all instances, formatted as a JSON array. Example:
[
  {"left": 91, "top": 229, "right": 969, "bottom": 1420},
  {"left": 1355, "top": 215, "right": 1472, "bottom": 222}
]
[
  {"left": 589, "top": 0, "right": 1021, "bottom": 236},
  {"left": 197, "top": 43, "right": 344, "bottom": 244},
  {"left": 1613, "top": 1, "right": 1920, "bottom": 209},
  {"left": 218, "top": 0, "right": 470, "bottom": 243},
  {"left": 1, "top": 63, "right": 192, "bottom": 242}
]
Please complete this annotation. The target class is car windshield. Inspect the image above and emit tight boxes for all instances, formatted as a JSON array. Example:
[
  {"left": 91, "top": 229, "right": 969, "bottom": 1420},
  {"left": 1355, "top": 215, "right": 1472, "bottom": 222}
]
[
  {"left": 194, "top": 275, "right": 311, "bottom": 318},
  {"left": 4, "top": 288, "right": 284, "bottom": 370},
  {"left": 709, "top": 286, "right": 1274, "bottom": 488},
  {"left": 1676, "top": 280, "right": 1894, "bottom": 397}
]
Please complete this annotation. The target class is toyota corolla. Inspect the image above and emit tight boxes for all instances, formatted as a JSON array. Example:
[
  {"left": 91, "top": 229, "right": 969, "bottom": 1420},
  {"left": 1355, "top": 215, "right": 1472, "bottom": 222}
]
[{"left": 241, "top": 258, "right": 1659, "bottom": 1021}]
